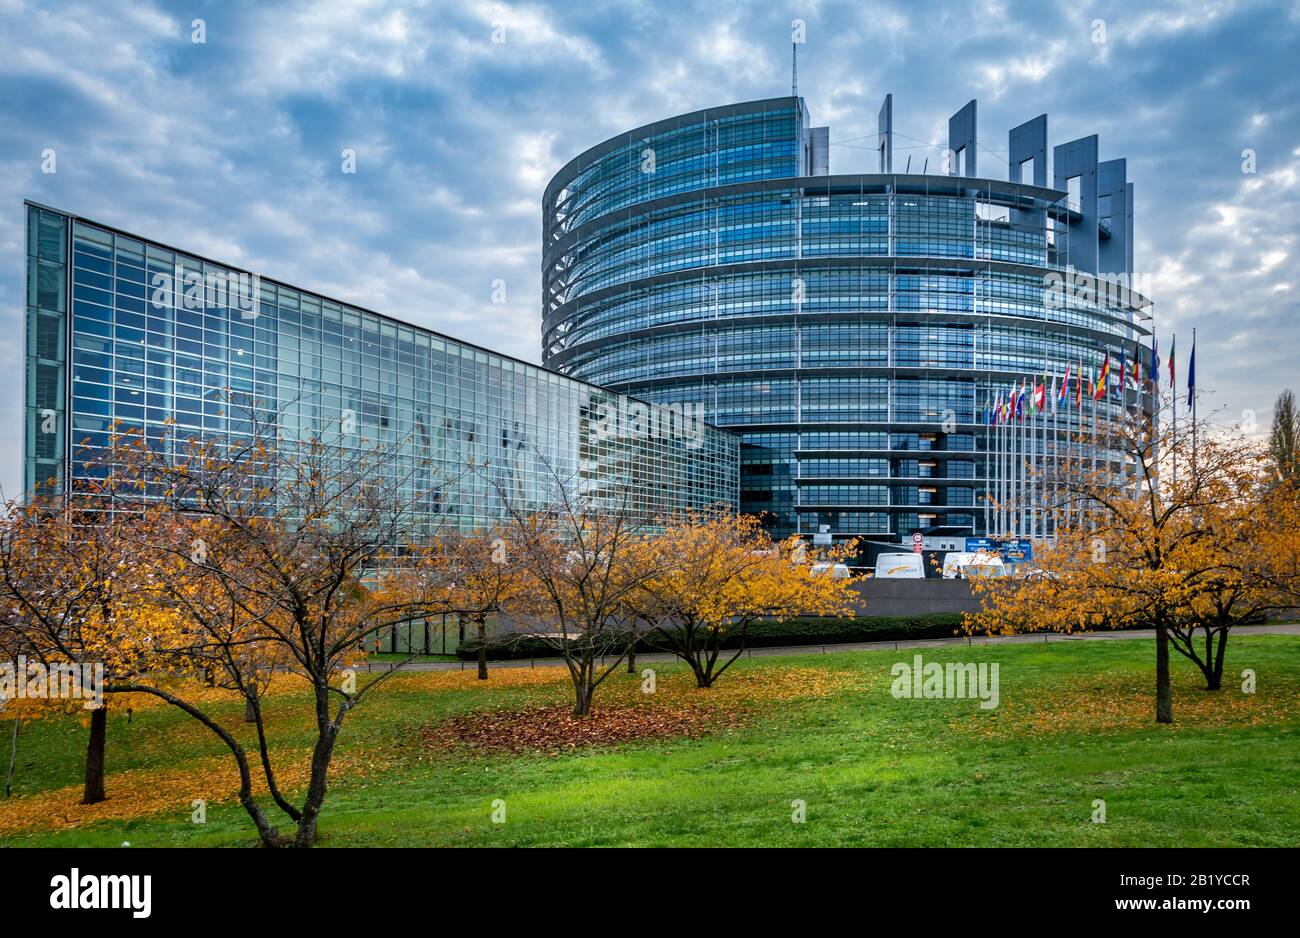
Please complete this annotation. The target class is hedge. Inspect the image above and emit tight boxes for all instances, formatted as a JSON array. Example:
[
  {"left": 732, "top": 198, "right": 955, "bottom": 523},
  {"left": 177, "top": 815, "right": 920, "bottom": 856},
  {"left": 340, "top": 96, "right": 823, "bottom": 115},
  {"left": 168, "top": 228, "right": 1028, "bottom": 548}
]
[
  {"left": 456, "top": 613, "right": 966, "bottom": 661},
  {"left": 453, "top": 613, "right": 1275, "bottom": 661}
]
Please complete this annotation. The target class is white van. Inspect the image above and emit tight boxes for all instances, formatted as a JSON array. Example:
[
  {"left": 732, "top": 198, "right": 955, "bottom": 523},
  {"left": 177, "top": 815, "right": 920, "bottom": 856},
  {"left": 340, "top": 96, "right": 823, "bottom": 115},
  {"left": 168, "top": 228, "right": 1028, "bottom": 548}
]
[
  {"left": 874, "top": 552, "right": 926, "bottom": 579},
  {"left": 941, "top": 552, "right": 975, "bottom": 579},
  {"left": 963, "top": 558, "right": 1007, "bottom": 579},
  {"left": 942, "top": 552, "right": 1007, "bottom": 579}
]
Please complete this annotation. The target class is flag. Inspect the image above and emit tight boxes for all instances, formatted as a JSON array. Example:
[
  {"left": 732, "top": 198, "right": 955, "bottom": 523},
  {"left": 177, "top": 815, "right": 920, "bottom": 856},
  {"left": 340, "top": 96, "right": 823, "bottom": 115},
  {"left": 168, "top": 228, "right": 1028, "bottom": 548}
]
[
  {"left": 1050, "top": 374, "right": 1058, "bottom": 414},
  {"left": 1076, "top": 362, "right": 1083, "bottom": 409},
  {"left": 1150, "top": 338, "right": 1159, "bottom": 389},
  {"left": 1119, "top": 350, "right": 1127, "bottom": 392},
  {"left": 1035, "top": 378, "right": 1046, "bottom": 412},
  {"left": 1187, "top": 334, "right": 1196, "bottom": 406},
  {"left": 1058, "top": 365, "right": 1071, "bottom": 406},
  {"left": 1094, "top": 354, "right": 1109, "bottom": 400},
  {"left": 1131, "top": 353, "right": 1141, "bottom": 387},
  {"left": 1168, "top": 334, "right": 1175, "bottom": 387}
]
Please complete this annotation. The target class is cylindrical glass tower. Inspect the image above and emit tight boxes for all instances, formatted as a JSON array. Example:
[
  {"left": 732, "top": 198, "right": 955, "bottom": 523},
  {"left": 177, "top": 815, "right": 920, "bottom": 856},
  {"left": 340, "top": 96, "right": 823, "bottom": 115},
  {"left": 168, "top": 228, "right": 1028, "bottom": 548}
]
[{"left": 543, "top": 96, "right": 1153, "bottom": 560}]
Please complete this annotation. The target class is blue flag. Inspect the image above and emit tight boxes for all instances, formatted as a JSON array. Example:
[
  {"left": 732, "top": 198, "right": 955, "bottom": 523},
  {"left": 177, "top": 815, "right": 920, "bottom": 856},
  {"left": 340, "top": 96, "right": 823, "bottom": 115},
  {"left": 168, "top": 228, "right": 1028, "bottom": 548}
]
[{"left": 1187, "top": 336, "right": 1196, "bottom": 406}]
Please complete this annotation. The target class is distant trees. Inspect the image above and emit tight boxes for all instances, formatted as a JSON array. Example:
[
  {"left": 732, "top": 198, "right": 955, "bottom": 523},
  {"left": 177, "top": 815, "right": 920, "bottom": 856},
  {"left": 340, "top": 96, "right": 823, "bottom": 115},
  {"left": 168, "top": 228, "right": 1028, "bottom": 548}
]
[
  {"left": 1270, "top": 389, "right": 1299, "bottom": 481},
  {"left": 967, "top": 392, "right": 1300, "bottom": 723}
]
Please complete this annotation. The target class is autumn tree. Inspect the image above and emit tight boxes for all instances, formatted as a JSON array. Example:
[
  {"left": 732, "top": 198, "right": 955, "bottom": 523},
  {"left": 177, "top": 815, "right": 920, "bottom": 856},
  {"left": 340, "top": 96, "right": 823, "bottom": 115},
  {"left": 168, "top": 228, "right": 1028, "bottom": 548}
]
[
  {"left": 0, "top": 607, "right": 38, "bottom": 798},
  {"left": 438, "top": 527, "right": 524, "bottom": 680},
  {"left": 0, "top": 492, "right": 180, "bottom": 804},
  {"left": 968, "top": 392, "right": 1298, "bottom": 721},
  {"left": 632, "top": 512, "right": 860, "bottom": 687},
  {"left": 1174, "top": 471, "right": 1300, "bottom": 687},
  {"left": 98, "top": 407, "right": 454, "bottom": 847},
  {"left": 486, "top": 463, "right": 671, "bottom": 716}
]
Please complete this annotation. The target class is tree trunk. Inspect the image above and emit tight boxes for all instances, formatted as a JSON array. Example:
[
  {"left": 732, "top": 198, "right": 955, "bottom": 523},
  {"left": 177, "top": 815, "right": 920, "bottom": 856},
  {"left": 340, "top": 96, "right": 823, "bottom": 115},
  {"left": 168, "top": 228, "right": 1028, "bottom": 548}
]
[
  {"left": 476, "top": 615, "right": 489, "bottom": 681},
  {"left": 244, "top": 687, "right": 258, "bottom": 723},
  {"left": 1207, "top": 628, "right": 1227, "bottom": 690},
  {"left": 110, "top": 683, "right": 284, "bottom": 846},
  {"left": 293, "top": 738, "right": 334, "bottom": 848},
  {"left": 1155, "top": 623, "right": 1173, "bottom": 724},
  {"left": 572, "top": 681, "right": 593, "bottom": 716},
  {"left": 293, "top": 686, "right": 340, "bottom": 848},
  {"left": 5, "top": 716, "right": 19, "bottom": 798},
  {"left": 82, "top": 705, "right": 108, "bottom": 804},
  {"left": 626, "top": 642, "right": 637, "bottom": 674}
]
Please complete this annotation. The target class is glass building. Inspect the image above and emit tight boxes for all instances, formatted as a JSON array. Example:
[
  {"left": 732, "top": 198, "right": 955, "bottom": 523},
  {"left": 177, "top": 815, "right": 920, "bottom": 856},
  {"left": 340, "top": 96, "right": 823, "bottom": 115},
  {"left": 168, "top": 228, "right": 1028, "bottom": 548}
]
[
  {"left": 23, "top": 202, "right": 739, "bottom": 528},
  {"left": 542, "top": 96, "right": 1154, "bottom": 559}
]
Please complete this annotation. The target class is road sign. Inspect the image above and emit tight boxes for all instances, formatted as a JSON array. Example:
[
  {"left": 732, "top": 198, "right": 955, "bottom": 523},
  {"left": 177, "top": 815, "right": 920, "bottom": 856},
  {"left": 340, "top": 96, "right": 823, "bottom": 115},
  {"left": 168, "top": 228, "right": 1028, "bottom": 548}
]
[{"left": 912, "top": 532, "right": 924, "bottom": 554}]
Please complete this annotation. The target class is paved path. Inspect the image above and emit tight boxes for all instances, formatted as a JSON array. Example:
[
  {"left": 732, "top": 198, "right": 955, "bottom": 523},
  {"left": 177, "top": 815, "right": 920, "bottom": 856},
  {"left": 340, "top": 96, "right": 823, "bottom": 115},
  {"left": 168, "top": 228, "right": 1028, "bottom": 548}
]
[{"left": 361, "top": 622, "right": 1300, "bottom": 673}]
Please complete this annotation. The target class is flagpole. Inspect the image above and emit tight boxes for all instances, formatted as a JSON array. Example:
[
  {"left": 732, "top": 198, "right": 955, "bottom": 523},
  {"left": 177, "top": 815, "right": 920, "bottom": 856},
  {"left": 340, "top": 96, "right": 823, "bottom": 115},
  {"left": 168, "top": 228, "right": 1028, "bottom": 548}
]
[
  {"left": 1070, "top": 365, "right": 1077, "bottom": 529},
  {"left": 1040, "top": 374, "right": 1048, "bottom": 539},
  {"left": 998, "top": 401, "right": 1005, "bottom": 536},
  {"left": 977, "top": 384, "right": 987, "bottom": 532},
  {"left": 1010, "top": 385, "right": 1017, "bottom": 538},
  {"left": 1090, "top": 365, "right": 1098, "bottom": 480},
  {"left": 1003, "top": 387, "right": 1013, "bottom": 532},
  {"left": 1171, "top": 332, "right": 1177, "bottom": 489},
  {"left": 1050, "top": 371, "right": 1056, "bottom": 538},
  {"left": 1012, "top": 381, "right": 1019, "bottom": 538},
  {"left": 1190, "top": 327, "right": 1197, "bottom": 478},
  {"left": 1035, "top": 376, "right": 1043, "bottom": 539},
  {"left": 1090, "top": 362, "right": 1098, "bottom": 531},
  {"left": 1026, "top": 377, "right": 1033, "bottom": 539},
  {"left": 1031, "top": 377, "right": 1037, "bottom": 540},
  {"left": 1051, "top": 370, "right": 1060, "bottom": 539},
  {"left": 1018, "top": 380, "right": 1026, "bottom": 538},
  {"left": 1076, "top": 362, "right": 1084, "bottom": 529},
  {"left": 995, "top": 393, "right": 1002, "bottom": 537},
  {"left": 1008, "top": 384, "right": 1014, "bottom": 538}
]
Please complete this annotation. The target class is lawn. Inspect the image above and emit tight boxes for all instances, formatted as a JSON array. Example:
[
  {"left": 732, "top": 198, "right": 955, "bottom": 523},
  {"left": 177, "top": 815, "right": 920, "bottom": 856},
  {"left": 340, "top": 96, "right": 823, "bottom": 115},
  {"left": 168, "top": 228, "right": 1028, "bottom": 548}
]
[{"left": 2, "top": 635, "right": 1298, "bottom": 847}]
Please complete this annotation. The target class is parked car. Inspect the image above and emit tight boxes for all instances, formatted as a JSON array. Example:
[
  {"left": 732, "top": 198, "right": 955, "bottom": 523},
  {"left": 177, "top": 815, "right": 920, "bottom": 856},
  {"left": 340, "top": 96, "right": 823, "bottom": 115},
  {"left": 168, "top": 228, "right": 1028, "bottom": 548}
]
[
  {"left": 873, "top": 552, "right": 926, "bottom": 579},
  {"left": 810, "top": 561, "right": 851, "bottom": 579}
]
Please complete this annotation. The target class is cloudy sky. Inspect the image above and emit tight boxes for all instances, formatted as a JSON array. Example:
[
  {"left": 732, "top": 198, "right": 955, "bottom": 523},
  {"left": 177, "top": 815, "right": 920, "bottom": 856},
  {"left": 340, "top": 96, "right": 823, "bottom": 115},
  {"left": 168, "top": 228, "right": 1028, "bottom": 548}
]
[{"left": 1, "top": 0, "right": 1297, "bottom": 496}]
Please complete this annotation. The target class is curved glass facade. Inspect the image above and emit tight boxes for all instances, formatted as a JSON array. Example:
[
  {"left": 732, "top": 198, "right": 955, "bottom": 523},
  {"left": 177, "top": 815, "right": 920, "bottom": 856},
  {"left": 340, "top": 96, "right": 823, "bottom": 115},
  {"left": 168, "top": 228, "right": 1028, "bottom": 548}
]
[{"left": 544, "top": 97, "right": 1153, "bottom": 553}]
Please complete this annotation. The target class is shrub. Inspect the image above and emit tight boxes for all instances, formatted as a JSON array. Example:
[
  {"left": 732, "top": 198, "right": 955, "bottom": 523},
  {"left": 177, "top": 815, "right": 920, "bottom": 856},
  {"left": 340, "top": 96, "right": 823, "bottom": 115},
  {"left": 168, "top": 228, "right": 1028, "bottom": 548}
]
[{"left": 457, "top": 613, "right": 966, "bottom": 661}]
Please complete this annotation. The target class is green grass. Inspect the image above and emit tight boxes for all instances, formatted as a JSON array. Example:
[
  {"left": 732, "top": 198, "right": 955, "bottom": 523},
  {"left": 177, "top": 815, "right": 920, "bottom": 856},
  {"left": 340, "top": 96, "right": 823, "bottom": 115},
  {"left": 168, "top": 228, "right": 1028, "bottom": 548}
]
[{"left": 2, "top": 635, "right": 1298, "bottom": 847}]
